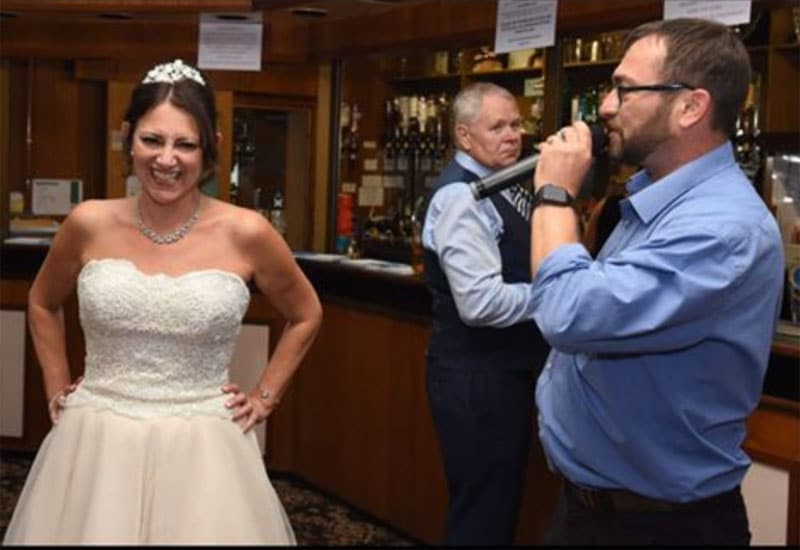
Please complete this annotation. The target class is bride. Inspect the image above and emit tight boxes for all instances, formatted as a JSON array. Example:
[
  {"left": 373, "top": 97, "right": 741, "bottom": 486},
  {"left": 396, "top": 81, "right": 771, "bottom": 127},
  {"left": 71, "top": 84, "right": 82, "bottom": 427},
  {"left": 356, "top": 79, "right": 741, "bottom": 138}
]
[{"left": 3, "top": 59, "right": 322, "bottom": 545}]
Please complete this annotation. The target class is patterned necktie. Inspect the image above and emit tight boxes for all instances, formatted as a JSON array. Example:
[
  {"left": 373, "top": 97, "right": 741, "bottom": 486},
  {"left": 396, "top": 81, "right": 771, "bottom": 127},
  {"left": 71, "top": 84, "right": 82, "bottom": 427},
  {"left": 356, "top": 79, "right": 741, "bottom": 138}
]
[{"left": 508, "top": 183, "right": 534, "bottom": 220}]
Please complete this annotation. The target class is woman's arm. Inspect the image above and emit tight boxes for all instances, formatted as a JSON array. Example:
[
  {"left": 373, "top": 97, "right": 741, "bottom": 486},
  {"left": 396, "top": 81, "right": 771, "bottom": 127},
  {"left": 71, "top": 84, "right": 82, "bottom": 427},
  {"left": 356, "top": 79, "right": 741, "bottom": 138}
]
[
  {"left": 28, "top": 202, "right": 94, "bottom": 423},
  {"left": 225, "top": 209, "right": 322, "bottom": 433}
]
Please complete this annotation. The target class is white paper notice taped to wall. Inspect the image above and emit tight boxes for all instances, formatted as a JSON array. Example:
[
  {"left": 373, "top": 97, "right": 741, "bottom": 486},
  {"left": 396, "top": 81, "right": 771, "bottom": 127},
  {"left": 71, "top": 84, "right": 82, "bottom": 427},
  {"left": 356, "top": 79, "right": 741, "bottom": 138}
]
[
  {"left": 663, "top": 1, "right": 751, "bottom": 26},
  {"left": 198, "top": 12, "right": 263, "bottom": 71},
  {"left": 494, "top": 0, "right": 557, "bottom": 54},
  {"left": 358, "top": 186, "right": 384, "bottom": 207},
  {"left": 31, "top": 179, "right": 82, "bottom": 215}
]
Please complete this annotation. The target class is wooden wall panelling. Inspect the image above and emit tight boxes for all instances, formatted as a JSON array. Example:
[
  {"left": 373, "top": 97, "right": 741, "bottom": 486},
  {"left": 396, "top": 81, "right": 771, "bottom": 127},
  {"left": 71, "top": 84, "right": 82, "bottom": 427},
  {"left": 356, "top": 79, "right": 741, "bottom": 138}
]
[
  {"left": 290, "top": 299, "right": 446, "bottom": 544},
  {"left": 76, "top": 58, "right": 319, "bottom": 99},
  {"left": 215, "top": 90, "right": 234, "bottom": 202},
  {"left": 33, "top": 62, "right": 78, "bottom": 175},
  {"left": 0, "top": 1, "right": 252, "bottom": 12},
  {"left": 764, "top": 7, "right": 800, "bottom": 135},
  {"left": 278, "top": 296, "right": 559, "bottom": 544},
  {"left": 309, "top": 0, "right": 496, "bottom": 60},
  {"left": 0, "top": 278, "right": 30, "bottom": 309},
  {"left": 243, "top": 291, "right": 296, "bottom": 471},
  {"left": 308, "top": 0, "right": 662, "bottom": 61},
  {"left": 0, "top": 12, "right": 310, "bottom": 64},
  {"left": 285, "top": 108, "right": 313, "bottom": 250},
  {"left": 11, "top": 60, "right": 107, "bottom": 207},
  {"left": 0, "top": 20, "right": 200, "bottom": 61},
  {"left": 105, "top": 80, "right": 135, "bottom": 199},
  {"left": 312, "top": 63, "right": 332, "bottom": 252},
  {"left": 3, "top": 61, "right": 29, "bottom": 219},
  {"left": 0, "top": 61, "right": 10, "bottom": 237},
  {"left": 515, "top": 440, "right": 562, "bottom": 544},
  {"left": 77, "top": 71, "right": 107, "bottom": 201}
]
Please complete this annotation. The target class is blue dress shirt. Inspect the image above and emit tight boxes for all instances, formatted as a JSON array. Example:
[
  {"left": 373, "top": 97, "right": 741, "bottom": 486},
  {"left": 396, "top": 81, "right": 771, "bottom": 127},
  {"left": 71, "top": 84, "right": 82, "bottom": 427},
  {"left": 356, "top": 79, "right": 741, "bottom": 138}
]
[
  {"left": 533, "top": 142, "right": 784, "bottom": 502},
  {"left": 422, "top": 151, "right": 536, "bottom": 327}
]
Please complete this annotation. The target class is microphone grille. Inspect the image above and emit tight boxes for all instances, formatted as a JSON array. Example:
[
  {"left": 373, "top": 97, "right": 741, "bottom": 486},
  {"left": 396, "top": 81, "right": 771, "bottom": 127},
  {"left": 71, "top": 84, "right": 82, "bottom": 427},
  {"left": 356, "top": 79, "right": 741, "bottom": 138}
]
[{"left": 590, "top": 124, "right": 608, "bottom": 156}]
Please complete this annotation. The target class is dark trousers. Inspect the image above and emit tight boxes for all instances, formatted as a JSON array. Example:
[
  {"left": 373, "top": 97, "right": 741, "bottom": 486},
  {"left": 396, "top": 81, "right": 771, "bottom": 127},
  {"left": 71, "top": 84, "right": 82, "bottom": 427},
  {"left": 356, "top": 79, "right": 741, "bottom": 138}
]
[
  {"left": 543, "top": 481, "right": 751, "bottom": 546},
  {"left": 427, "top": 359, "right": 534, "bottom": 545}
]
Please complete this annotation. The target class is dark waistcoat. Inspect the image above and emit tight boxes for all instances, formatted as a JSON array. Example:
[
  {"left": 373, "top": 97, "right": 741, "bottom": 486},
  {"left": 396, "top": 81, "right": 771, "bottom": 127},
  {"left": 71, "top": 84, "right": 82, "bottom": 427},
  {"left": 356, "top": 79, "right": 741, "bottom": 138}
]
[{"left": 422, "top": 159, "right": 549, "bottom": 371}]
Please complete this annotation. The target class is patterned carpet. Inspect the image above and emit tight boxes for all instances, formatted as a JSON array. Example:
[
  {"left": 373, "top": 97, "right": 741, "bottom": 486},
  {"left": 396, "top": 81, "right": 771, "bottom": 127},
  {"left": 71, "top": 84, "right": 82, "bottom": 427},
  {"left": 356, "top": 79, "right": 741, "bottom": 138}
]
[{"left": 0, "top": 452, "right": 419, "bottom": 545}]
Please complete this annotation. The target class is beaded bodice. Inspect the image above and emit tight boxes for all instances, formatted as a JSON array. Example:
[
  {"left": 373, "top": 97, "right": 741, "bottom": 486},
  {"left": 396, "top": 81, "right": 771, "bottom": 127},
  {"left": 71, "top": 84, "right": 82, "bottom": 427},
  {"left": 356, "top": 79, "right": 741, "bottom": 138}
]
[{"left": 66, "top": 258, "right": 251, "bottom": 419}]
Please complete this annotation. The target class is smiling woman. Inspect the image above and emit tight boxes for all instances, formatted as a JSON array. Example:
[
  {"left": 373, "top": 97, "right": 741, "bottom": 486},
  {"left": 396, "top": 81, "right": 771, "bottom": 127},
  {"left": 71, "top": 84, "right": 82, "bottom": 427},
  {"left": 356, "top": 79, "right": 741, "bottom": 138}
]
[{"left": 2, "top": 58, "right": 323, "bottom": 545}]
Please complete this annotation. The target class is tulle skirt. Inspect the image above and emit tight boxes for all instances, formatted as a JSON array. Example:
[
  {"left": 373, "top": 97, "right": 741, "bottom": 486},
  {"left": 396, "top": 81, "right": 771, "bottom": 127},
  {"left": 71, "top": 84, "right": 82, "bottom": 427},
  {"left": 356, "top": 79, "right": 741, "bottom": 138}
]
[{"left": 3, "top": 406, "right": 296, "bottom": 545}]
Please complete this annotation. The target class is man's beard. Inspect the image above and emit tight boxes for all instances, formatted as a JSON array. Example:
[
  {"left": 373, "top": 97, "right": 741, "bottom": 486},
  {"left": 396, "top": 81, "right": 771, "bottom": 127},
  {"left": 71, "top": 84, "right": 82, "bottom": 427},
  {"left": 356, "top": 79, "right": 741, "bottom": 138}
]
[{"left": 616, "top": 102, "right": 674, "bottom": 167}]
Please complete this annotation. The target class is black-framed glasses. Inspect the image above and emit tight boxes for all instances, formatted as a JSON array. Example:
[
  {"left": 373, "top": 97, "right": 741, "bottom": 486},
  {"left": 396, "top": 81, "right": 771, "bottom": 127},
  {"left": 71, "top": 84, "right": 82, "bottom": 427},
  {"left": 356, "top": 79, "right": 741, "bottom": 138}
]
[{"left": 609, "top": 82, "right": 696, "bottom": 111}]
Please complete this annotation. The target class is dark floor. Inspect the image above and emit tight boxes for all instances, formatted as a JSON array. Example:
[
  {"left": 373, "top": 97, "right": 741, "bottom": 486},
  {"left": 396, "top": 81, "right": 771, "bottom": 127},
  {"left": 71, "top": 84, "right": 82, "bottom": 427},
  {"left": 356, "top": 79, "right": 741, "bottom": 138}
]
[{"left": 0, "top": 451, "right": 420, "bottom": 546}]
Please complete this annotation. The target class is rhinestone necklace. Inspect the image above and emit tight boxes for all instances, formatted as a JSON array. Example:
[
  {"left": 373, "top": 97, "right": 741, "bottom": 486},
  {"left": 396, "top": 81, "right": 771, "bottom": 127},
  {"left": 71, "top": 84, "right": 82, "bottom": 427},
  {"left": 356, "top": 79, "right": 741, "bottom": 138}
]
[{"left": 137, "top": 196, "right": 201, "bottom": 245}]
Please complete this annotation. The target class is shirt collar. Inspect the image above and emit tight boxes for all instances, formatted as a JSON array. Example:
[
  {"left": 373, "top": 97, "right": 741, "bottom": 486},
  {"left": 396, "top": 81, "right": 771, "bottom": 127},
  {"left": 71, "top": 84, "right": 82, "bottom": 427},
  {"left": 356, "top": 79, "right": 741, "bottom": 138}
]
[
  {"left": 621, "top": 141, "right": 736, "bottom": 224},
  {"left": 455, "top": 150, "right": 494, "bottom": 179}
]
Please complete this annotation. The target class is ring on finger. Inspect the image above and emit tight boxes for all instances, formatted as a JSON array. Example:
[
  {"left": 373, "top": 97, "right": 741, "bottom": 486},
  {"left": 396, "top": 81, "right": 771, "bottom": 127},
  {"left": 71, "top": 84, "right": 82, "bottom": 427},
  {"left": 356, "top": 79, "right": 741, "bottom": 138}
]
[{"left": 558, "top": 130, "right": 567, "bottom": 141}]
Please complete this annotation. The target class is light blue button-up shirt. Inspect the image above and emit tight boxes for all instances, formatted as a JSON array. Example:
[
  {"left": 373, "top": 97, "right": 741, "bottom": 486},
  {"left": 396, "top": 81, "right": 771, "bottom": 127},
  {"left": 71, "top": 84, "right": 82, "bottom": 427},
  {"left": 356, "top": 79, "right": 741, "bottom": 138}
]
[
  {"left": 422, "top": 151, "right": 536, "bottom": 327},
  {"left": 533, "top": 142, "right": 784, "bottom": 502}
]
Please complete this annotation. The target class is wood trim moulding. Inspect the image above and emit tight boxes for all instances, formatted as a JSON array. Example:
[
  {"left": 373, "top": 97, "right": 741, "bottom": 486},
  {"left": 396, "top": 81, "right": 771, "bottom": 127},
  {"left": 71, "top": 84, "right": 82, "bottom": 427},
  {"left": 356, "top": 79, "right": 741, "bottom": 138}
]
[
  {"left": 0, "top": 279, "right": 30, "bottom": 309},
  {"left": 0, "top": 0, "right": 252, "bottom": 12},
  {"left": 744, "top": 396, "right": 800, "bottom": 471},
  {"left": 0, "top": 19, "right": 199, "bottom": 60},
  {"left": 74, "top": 58, "right": 319, "bottom": 97},
  {"left": 1, "top": 14, "right": 309, "bottom": 64},
  {"left": 307, "top": 0, "right": 663, "bottom": 61}
]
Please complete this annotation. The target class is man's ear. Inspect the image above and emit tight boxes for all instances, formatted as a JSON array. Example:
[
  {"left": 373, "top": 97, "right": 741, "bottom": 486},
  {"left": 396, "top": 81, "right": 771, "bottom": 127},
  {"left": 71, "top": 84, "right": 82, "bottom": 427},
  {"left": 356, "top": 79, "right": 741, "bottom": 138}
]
[
  {"left": 455, "top": 123, "right": 471, "bottom": 151},
  {"left": 677, "top": 88, "right": 711, "bottom": 130}
]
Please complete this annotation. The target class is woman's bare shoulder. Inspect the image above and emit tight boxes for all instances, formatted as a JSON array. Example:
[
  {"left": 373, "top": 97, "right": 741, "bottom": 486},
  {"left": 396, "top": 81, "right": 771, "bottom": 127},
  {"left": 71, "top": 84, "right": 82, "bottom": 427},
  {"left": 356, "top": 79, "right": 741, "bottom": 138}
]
[
  {"left": 208, "top": 199, "right": 273, "bottom": 240},
  {"left": 62, "top": 198, "right": 131, "bottom": 235}
]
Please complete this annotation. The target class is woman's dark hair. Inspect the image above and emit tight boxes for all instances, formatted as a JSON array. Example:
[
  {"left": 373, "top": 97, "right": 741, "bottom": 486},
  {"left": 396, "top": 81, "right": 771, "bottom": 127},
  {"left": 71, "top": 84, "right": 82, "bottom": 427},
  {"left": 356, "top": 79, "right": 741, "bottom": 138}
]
[
  {"left": 122, "top": 62, "right": 218, "bottom": 183},
  {"left": 624, "top": 18, "right": 751, "bottom": 137}
]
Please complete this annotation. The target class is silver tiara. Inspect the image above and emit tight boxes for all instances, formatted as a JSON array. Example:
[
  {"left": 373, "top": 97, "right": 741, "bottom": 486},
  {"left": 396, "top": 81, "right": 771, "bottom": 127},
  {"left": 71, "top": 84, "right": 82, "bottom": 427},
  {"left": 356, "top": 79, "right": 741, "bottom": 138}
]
[{"left": 142, "top": 59, "right": 205, "bottom": 86}]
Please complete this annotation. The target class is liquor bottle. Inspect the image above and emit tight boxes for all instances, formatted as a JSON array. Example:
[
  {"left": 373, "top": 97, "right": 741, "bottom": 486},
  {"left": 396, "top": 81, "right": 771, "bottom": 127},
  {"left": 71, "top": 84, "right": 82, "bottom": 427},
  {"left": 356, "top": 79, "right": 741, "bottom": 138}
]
[
  {"left": 383, "top": 99, "right": 395, "bottom": 159},
  {"left": 348, "top": 103, "right": 361, "bottom": 162},
  {"left": 382, "top": 99, "right": 397, "bottom": 172},
  {"left": 229, "top": 161, "right": 240, "bottom": 205},
  {"left": 340, "top": 102, "right": 351, "bottom": 159},
  {"left": 581, "top": 86, "right": 599, "bottom": 124},
  {"left": 396, "top": 96, "right": 410, "bottom": 171},
  {"left": 734, "top": 74, "right": 763, "bottom": 183},
  {"left": 269, "top": 190, "right": 288, "bottom": 239},
  {"left": 434, "top": 93, "right": 450, "bottom": 165},
  {"left": 407, "top": 95, "right": 421, "bottom": 154}
]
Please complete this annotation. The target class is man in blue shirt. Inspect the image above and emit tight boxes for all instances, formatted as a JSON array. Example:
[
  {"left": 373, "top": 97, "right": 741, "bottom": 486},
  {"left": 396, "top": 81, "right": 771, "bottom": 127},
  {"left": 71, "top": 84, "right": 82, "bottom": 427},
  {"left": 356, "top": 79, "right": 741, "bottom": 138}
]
[
  {"left": 422, "top": 82, "right": 550, "bottom": 544},
  {"left": 530, "top": 18, "right": 783, "bottom": 546}
]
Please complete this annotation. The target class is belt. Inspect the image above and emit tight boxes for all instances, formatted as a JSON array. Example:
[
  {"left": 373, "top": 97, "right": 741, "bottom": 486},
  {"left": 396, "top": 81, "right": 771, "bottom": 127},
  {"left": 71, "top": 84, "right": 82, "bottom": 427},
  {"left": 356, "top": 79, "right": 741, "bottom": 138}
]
[{"left": 564, "top": 479, "right": 695, "bottom": 513}]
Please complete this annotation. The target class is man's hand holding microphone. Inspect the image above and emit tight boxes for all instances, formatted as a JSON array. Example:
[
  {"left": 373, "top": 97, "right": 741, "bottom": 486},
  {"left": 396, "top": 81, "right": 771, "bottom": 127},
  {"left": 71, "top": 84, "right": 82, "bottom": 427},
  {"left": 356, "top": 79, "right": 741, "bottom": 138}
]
[{"left": 532, "top": 121, "right": 602, "bottom": 273}]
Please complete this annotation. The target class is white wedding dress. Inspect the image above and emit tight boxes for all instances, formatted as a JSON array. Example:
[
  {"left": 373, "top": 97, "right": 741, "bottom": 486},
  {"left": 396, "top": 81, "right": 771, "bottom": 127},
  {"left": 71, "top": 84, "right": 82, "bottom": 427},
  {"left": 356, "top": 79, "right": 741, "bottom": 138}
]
[{"left": 4, "top": 258, "right": 296, "bottom": 545}]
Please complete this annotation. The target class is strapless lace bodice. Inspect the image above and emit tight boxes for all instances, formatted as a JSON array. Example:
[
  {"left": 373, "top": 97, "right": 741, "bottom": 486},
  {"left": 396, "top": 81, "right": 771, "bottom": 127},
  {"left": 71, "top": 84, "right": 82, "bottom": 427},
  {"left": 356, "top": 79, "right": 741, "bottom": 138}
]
[{"left": 67, "top": 258, "right": 251, "bottom": 418}]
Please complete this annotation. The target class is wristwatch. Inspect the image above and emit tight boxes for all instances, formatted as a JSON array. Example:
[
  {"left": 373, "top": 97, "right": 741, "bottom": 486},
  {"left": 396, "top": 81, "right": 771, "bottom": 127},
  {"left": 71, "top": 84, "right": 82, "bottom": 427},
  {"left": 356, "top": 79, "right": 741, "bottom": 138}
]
[{"left": 533, "top": 184, "right": 574, "bottom": 208}]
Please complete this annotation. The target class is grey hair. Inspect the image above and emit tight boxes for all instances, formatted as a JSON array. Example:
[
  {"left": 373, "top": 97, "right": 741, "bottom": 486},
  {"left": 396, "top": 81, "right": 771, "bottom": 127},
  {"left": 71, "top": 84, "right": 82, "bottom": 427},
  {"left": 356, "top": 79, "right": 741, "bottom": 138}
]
[{"left": 451, "top": 82, "right": 516, "bottom": 129}]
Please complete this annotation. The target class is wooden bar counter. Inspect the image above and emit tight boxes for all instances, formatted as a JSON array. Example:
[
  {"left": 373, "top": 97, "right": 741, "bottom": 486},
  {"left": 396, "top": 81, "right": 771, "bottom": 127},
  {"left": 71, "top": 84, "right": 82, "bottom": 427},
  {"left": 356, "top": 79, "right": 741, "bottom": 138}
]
[{"left": 1, "top": 244, "right": 798, "bottom": 544}]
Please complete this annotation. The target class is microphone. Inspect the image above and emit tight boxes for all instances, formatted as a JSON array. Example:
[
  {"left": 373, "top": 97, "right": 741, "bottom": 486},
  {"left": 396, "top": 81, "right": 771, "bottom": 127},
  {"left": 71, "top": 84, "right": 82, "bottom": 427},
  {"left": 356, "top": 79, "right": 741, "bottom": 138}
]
[{"left": 469, "top": 123, "right": 608, "bottom": 200}]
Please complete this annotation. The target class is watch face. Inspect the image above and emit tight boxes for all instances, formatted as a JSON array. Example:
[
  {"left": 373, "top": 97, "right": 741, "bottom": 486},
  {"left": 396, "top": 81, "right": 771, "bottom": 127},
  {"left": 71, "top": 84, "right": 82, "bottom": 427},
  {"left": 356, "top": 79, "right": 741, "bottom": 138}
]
[{"left": 536, "top": 184, "right": 572, "bottom": 206}]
